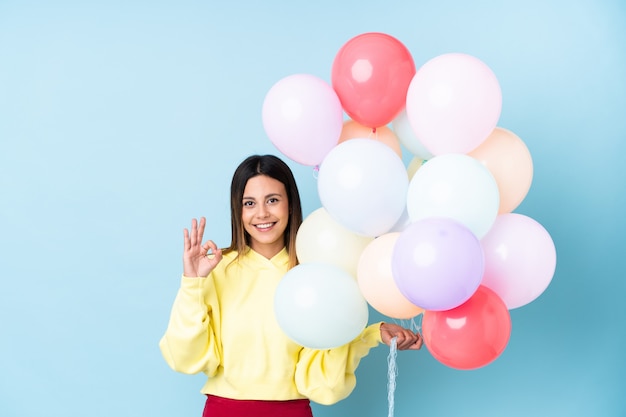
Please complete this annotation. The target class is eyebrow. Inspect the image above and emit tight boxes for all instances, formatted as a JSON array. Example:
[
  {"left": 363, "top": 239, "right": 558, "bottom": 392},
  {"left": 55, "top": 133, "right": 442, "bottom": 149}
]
[{"left": 242, "top": 193, "right": 283, "bottom": 200}]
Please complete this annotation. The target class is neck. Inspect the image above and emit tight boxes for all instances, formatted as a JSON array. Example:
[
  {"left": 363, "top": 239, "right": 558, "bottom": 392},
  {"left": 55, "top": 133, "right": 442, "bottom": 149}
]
[{"left": 250, "top": 242, "right": 285, "bottom": 259}]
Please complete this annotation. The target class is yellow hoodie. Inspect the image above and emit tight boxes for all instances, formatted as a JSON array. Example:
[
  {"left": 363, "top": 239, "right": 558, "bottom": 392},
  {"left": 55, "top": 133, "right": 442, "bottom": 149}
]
[{"left": 159, "top": 247, "right": 382, "bottom": 405}]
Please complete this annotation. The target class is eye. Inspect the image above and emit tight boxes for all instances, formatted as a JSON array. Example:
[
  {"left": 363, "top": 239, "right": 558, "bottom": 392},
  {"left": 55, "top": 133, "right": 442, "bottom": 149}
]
[
  {"left": 267, "top": 197, "right": 279, "bottom": 204},
  {"left": 243, "top": 200, "right": 255, "bottom": 207}
]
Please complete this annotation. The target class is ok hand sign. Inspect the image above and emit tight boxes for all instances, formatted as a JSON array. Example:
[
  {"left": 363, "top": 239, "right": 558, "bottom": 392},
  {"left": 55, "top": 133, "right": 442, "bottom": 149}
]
[{"left": 183, "top": 217, "right": 223, "bottom": 278}]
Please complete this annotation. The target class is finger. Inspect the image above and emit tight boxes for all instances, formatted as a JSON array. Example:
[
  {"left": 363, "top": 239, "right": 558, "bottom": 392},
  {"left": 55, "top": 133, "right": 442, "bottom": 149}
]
[
  {"left": 396, "top": 331, "right": 420, "bottom": 350},
  {"left": 204, "top": 240, "right": 223, "bottom": 268},
  {"left": 204, "top": 239, "right": 218, "bottom": 254},
  {"left": 190, "top": 218, "right": 198, "bottom": 247},
  {"left": 403, "top": 333, "right": 423, "bottom": 350},
  {"left": 391, "top": 333, "right": 406, "bottom": 349},
  {"left": 209, "top": 251, "right": 223, "bottom": 268},
  {"left": 406, "top": 338, "right": 423, "bottom": 350},
  {"left": 212, "top": 247, "right": 223, "bottom": 260},
  {"left": 414, "top": 333, "right": 424, "bottom": 349},
  {"left": 198, "top": 217, "right": 207, "bottom": 245},
  {"left": 183, "top": 228, "right": 191, "bottom": 251},
  {"left": 397, "top": 335, "right": 414, "bottom": 350}
]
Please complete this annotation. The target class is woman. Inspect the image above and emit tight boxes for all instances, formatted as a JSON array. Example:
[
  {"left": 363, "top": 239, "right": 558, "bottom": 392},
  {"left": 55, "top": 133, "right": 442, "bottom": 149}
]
[{"left": 160, "top": 154, "right": 422, "bottom": 417}]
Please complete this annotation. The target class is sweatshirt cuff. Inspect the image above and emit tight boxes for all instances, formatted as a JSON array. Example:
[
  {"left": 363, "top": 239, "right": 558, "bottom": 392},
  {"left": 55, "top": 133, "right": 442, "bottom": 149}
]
[
  {"left": 361, "top": 322, "right": 384, "bottom": 345},
  {"left": 179, "top": 274, "right": 214, "bottom": 298}
]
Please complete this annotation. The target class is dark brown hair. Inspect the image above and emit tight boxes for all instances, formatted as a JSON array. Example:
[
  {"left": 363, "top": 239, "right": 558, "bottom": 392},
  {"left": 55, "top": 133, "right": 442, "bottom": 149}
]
[{"left": 223, "top": 154, "right": 302, "bottom": 269}]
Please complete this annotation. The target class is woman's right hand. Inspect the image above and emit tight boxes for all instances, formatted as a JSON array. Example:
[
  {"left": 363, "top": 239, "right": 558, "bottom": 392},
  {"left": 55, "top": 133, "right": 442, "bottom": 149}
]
[{"left": 183, "top": 217, "right": 223, "bottom": 277}]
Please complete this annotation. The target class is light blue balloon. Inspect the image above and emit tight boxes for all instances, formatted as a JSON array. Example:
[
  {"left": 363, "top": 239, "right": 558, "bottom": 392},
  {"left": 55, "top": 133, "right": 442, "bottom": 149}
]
[
  {"left": 274, "top": 262, "right": 369, "bottom": 349},
  {"left": 318, "top": 138, "right": 409, "bottom": 237}
]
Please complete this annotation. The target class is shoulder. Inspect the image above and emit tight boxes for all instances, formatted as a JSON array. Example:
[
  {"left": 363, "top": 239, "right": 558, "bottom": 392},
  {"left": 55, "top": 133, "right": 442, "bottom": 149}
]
[{"left": 221, "top": 249, "right": 240, "bottom": 262}]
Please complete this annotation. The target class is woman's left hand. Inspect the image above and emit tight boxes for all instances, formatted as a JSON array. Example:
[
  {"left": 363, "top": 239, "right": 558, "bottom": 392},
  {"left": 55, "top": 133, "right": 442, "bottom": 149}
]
[{"left": 380, "top": 322, "right": 423, "bottom": 350}]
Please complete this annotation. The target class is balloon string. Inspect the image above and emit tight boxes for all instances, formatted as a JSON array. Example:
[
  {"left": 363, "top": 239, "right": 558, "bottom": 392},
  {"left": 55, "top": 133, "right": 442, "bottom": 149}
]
[
  {"left": 411, "top": 314, "right": 423, "bottom": 334},
  {"left": 387, "top": 336, "right": 398, "bottom": 417},
  {"left": 386, "top": 314, "right": 422, "bottom": 417},
  {"left": 393, "top": 314, "right": 423, "bottom": 334}
]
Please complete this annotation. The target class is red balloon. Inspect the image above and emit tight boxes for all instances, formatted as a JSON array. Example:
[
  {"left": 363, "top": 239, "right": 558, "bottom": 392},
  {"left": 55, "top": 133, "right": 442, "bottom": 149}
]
[
  {"left": 331, "top": 32, "right": 415, "bottom": 128},
  {"left": 422, "top": 286, "right": 511, "bottom": 370}
]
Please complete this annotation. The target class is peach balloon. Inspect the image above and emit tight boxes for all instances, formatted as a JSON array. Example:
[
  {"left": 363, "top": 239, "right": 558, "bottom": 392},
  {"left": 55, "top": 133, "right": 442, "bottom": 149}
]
[
  {"left": 338, "top": 119, "right": 403, "bottom": 158},
  {"left": 468, "top": 127, "right": 533, "bottom": 213},
  {"left": 357, "top": 233, "right": 424, "bottom": 319}
]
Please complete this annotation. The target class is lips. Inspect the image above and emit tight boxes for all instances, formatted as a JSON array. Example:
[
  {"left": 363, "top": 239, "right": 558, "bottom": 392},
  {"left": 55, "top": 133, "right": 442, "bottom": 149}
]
[{"left": 254, "top": 222, "right": 276, "bottom": 230}]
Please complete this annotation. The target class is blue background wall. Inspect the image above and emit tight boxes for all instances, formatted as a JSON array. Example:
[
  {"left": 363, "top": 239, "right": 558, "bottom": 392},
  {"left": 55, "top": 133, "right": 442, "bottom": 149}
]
[{"left": 1, "top": 1, "right": 625, "bottom": 416}]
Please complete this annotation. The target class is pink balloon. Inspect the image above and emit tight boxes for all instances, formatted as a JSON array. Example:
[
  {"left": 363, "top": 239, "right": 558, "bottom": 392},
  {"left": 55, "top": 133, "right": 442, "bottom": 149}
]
[
  {"left": 391, "top": 217, "right": 484, "bottom": 311},
  {"left": 262, "top": 74, "right": 343, "bottom": 166},
  {"left": 406, "top": 53, "right": 502, "bottom": 155},
  {"left": 480, "top": 213, "right": 557, "bottom": 309}
]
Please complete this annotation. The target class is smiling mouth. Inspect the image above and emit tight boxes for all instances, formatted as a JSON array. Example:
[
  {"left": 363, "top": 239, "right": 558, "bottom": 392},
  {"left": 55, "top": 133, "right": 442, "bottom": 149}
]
[{"left": 254, "top": 222, "right": 276, "bottom": 230}]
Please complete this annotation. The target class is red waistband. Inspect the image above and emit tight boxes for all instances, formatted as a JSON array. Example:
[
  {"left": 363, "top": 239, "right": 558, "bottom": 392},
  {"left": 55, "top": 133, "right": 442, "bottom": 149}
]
[{"left": 203, "top": 394, "right": 313, "bottom": 417}]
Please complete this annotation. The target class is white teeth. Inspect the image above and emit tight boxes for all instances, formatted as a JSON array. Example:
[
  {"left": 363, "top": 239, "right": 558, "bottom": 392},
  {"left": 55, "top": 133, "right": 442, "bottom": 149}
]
[{"left": 256, "top": 223, "right": 273, "bottom": 229}]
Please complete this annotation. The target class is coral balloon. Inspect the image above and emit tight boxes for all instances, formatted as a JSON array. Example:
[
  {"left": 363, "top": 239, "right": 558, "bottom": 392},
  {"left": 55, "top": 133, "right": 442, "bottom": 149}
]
[
  {"left": 262, "top": 74, "right": 343, "bottom": 166},
  {"left": 481, "top": 213, "right": 557, "bottom": 309},
  {"left": 422, "top": 286, "right": 511, "bottom": 370},
  {"left": 392, "top": 217, "right": 484, "bottom": 311},
  {"left": 406, "top": 53, "right": 502, "bottom": 155},
  {"left": 332, "top": 32, "right": 416, "bottom": 128},
  {"left": 296, "top": 207, "right": 373, "bottom": 278},
  {"left": 357, "top": 233, "right": 424, "bottom": 319},
  {"left": 406, "top": 154, "right": 499, "bottom": 238},
  {"left": 468, "top": 127, "right": 533, "bottom": 213},
  {"left": 339, "top": 120, "right": 402, "bottom": 158},
  {"left": 274, "top": 262, "right": 369, "bottom": 349},
  {"left": 318, "top": 139, "right": 408, "bottom": 237}
]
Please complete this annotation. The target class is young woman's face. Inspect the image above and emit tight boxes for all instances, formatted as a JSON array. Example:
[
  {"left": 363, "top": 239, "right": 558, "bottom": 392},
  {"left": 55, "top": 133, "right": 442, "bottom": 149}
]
[{"left": 241, "top": 175, "right": 290, "bottom": 259}]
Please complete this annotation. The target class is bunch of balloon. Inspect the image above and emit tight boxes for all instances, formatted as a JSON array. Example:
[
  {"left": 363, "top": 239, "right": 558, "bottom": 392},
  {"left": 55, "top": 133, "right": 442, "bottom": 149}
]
[
  {"left": 263, "top": 32, "right": 557, "bottom": 365},
  {"left": 263, "top": 32, "right": 421, "bottom": 349},
  {"left": 391, "top": 52, "right": 557, "bottom": 370}
]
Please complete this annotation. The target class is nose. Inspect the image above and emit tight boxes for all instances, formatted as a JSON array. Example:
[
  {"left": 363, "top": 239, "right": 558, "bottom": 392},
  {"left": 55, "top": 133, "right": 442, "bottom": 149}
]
[{"left": 257, "top": 203, "right": 270, "bottom": 218}]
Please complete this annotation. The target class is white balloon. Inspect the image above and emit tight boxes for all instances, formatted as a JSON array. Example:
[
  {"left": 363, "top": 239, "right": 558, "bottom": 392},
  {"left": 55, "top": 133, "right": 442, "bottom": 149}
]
[
  {"left": 317, "top": 139, "right": 409, "bottom": 237},
  {"left": 406, "top": 154, "right": 499, "bottom": 238},
  {"left": 274, "top": 263, "right": 369, "bottom": 349}
]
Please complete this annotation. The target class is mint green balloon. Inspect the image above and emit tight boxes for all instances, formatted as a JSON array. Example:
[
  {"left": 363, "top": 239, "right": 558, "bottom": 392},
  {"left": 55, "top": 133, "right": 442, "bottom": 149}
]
[
  {"left": 274, "top": 262, "right": 369, "bottom": 349},
  {"left": 407, "top": 153, "right": 499, "bottom": 238}
]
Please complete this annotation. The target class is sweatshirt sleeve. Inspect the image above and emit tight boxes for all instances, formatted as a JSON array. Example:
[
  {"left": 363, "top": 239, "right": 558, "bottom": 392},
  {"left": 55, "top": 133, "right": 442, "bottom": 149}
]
[
  {"left": 293, "top": 322, "right": 383, "bottom": 405},
  {"left": 159, "top": 276, "right": 221, "bottom": 375}
]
